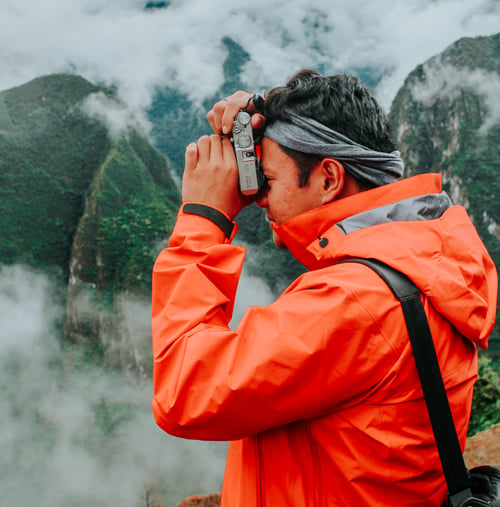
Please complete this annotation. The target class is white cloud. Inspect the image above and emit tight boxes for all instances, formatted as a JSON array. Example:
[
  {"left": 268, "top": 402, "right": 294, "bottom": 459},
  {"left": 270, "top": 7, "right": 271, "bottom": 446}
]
[
  {"left": 0, "top": 264, "right": 62, "bottom": 352},
  {"left": 0, "top": 0, "right": 498, "bottom": 118},
  {"left": 0, "top": 264, "right": 227, "bottom": 506},
  {"left": 412, "top": 61, "right": 500, "bottom": 132},
  {"left": 81, "top": 91, "right": 148, "bottom": 137},
  {"left": 231, "top": 266, "right": 275, "bottom": 328}
]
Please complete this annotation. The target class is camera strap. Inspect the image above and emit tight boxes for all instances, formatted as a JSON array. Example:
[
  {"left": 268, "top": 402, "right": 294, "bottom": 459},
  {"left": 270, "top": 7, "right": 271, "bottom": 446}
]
[{"left": 338, "top": 258, "right": 473, "bottom": 504}]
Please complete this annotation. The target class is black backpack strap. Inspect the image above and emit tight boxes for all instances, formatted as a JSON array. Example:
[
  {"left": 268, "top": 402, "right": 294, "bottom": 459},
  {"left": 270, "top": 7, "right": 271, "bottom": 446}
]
[{"left": 338, "top": 258, "right": 473, "bottom": 505}]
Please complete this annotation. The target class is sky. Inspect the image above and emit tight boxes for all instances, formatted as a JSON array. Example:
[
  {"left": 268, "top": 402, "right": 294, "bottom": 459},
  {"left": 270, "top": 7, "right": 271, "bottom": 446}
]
[{"left": 0, "top": 0, "right": 499, "bottom": 121}]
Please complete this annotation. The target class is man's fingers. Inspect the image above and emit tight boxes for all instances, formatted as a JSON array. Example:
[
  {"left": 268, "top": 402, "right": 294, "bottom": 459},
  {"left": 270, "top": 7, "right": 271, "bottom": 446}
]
[
  {"left": 221, "top": 136, "right": 237, "bottom": 167},
  {"left": 182, "top": 133, "right": 248, "bottom": 218},
  {"left": 209, "top": 135, "right": 236, "bottom": 176},
  {"left": 207, "top": 99, "right": 238, "bottom": 134},
  {"left": 220, "top": 102, "right": 242, "bottom": 134},
  {"left": 207, "top": 91, "right": 255, "bottom": 135},
  {"left": 184, "top": 142, "right": 198, "bottom": 171},
  {"left": 196, "top": 135, "right": 211, "bottom": 164},
  {"left": 207, "top": 100, "right": 227, "bottom": 133},
  {"left": 209, "top": 134, "right": 223, "bottom": 160},
  {"left": 206, "top": 110, "right": 217, "bottom": 133},
  {"left": 251, "top": 113, "right": 266, "bottom": 130},
  {"left": 187, "top": 135, "right": 231, "bottom": 172}
]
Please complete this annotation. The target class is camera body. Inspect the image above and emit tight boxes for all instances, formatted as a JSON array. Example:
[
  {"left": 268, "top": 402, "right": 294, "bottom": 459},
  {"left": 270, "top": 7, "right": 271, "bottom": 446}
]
[{"left": 232, "top": 110, "right": 264, "bottom": 196}]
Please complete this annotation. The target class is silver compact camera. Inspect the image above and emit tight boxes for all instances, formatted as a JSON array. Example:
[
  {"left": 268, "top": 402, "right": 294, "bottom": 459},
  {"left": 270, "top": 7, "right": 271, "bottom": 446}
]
[{"left": 232, "top": 110, "right": 264, "bottom": 196}]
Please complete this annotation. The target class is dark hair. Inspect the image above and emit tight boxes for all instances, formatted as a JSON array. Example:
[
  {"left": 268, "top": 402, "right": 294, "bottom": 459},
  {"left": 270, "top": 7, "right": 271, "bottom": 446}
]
[{"left": 258, "top": 69, "right": 396, "bottom": 188}]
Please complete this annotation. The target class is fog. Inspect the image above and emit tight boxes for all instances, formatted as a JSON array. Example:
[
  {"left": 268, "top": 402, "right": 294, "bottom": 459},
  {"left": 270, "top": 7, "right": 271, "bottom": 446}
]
[
  {"left": 0, "top": 257, "right": 274, "bottom": 506},
  {"left": 81, "top": 91, "right": 148, "bottom": 138},
  {"left": 0, "top": 263, "right": 249, "bottom": 506},
  {"left": 411, "top": 60, "right": 500, "bottom": 133}
]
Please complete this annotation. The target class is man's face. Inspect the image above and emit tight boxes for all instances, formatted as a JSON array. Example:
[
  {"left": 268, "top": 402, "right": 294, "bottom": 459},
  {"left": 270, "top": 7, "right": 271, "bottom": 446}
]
[{"left": 256, "top": 137, "right": 324, "bottom": 248}]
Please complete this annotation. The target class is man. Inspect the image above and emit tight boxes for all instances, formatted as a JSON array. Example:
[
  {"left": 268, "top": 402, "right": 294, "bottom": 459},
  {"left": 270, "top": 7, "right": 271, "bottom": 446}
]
[{"left": 151, "top": 70, "right": 497, "bottom": 506}]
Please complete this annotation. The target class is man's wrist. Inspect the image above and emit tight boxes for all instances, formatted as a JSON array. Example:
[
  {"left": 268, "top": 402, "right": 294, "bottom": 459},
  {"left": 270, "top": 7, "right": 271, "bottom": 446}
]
[{"left": 182, "top": 203, "right": 236, "bottom": 240}]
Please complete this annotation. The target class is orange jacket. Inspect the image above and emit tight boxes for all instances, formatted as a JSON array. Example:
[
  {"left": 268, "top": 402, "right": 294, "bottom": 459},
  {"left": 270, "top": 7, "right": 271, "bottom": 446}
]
[{"left": 151, "top": 174, "right": 497, "bottom": 507}]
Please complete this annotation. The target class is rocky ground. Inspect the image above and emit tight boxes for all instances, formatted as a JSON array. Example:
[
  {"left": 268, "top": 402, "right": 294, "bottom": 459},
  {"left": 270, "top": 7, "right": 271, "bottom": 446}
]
[
  {"left": 175, "top": 493, "right": 221, "bottom": 507},
  {"left": 464, "top": 423, "right": 500, "bottom": 468}
]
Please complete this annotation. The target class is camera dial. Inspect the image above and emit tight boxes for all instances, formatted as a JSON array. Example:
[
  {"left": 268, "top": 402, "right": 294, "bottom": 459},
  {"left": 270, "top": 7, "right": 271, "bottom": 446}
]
[
  {"left": 231, "top": 109, "right": 264, "bottom": 195},
  {"left": 236, "top": 134, "right": 252, "bottom": 149},
  {"left": 237, "top": 111, "right": 251, "bottom": 125}
]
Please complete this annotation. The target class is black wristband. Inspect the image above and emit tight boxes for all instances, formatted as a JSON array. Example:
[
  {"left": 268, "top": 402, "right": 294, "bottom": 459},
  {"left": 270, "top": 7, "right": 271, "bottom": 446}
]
[{"left": 182, "top": 203, "right": 235, "bottom": 239}]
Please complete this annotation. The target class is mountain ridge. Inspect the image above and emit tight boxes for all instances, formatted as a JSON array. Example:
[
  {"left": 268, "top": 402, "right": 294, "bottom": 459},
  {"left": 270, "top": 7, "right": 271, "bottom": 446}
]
[
  {"left": 389, "top": 32, "right": 500, "bottom": 346},
  {"left": 0, "top": 73, "right": 180, "bottom": 375}
]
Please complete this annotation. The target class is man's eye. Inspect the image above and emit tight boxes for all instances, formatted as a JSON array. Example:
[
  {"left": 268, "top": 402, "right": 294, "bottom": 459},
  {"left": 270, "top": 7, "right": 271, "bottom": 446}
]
[{"left": 256, "top": 176, "right": 270, "bottom": 198}]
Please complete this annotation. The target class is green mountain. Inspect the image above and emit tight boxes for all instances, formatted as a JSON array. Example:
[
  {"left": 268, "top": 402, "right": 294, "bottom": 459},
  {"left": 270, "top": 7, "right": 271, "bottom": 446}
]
[
  {"left": 2, "top": 34, "right": 499, "bottom": 377},
  {"left": 0, "top": 74, "right": 180, "bottom": 374},
  {"left": 389, "top": 33, "right": 500, "bottom": 359}
]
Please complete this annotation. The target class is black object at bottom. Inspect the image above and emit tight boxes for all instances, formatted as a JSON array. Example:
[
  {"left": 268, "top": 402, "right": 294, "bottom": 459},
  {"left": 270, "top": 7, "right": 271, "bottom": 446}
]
[{"left": 447, "top": 466, "right": 500, "bottom": 507}]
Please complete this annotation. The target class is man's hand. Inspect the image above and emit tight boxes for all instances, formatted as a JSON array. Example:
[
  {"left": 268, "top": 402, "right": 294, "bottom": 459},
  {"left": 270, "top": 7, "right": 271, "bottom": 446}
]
[
  {"left": 182, "top": 134, "right": 251, "bottom": 220},
  {"left": 182, "top": 91, "right": 266, "bottom": 220},
  {"left": 207, "top": 91, "right": 266, "bottom": 135}
]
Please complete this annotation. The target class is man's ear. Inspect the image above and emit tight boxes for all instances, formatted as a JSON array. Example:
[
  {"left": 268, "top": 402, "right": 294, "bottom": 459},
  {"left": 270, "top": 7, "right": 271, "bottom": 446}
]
[{"left": 318, "top": 158, "right": 345, "bottom": 204}]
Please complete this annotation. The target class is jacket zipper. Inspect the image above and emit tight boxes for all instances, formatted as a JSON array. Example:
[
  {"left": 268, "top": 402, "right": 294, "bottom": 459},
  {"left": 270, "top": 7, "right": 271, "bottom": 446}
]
[
  {"left": 256, "top": 433, "right": 264, "bottom": 506},
  {"left": 305, "top": 421, "right": 321, "bottom": 507}
]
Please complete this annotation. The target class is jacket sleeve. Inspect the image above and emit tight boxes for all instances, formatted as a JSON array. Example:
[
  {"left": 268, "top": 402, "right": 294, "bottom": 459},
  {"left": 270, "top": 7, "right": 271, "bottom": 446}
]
[{"left": 152, "top": 209, "right": 403, "bottom": 441}]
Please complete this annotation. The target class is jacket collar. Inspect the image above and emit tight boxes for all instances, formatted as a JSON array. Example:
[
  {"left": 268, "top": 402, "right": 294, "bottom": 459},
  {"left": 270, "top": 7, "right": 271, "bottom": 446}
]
[{"left": 272, "top": 173, "right": 447, "bottom": 270}]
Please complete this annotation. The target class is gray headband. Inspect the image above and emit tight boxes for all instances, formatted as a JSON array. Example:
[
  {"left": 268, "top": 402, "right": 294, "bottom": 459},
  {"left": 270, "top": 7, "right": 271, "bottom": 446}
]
[{"left": 264, "top": 111, "right": 404, "bottom": 187}]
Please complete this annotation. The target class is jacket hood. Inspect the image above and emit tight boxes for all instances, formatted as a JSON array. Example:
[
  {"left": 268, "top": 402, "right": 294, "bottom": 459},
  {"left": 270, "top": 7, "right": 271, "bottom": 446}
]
[{"left": 273, "top": 174, "right": 497, "bottom": 348}]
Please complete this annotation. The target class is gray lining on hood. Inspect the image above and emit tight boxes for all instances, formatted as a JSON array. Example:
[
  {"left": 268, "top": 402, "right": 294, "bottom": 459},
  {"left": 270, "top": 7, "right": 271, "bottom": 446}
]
[{"left": 335, "top": 192, "right": 453, "bottom": 235}]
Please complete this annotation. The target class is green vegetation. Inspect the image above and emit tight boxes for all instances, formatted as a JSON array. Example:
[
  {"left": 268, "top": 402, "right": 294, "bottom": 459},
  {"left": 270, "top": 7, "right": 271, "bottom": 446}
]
[
  {"left": 147, "top": 86, "right": 207, "bottom": 176},
  {"left": 469, "top": 355, "right": 500, "bottom": 435},
  {"left": 0, "top": 74, "right": 112, "bottom": 276},
  {"left": 74, "top": 134, "right": 178, "bottom": 291}
]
